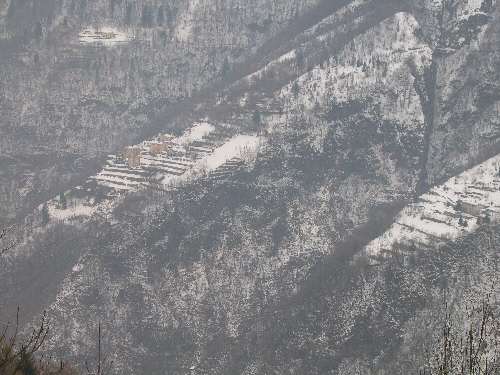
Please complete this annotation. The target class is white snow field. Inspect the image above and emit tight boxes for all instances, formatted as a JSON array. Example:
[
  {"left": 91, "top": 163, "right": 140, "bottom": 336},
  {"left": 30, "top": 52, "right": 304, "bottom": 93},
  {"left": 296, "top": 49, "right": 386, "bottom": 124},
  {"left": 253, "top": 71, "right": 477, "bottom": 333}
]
[{"left": 174, "top": 134, "right": 261, "bottom": 184}]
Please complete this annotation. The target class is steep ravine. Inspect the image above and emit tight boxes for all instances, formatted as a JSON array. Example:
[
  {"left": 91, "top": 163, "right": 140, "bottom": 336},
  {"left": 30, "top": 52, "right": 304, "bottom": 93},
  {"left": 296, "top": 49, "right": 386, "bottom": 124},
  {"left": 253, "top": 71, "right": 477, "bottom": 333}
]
[{"left": 426, "top": 0, "right": 500, "bottom": 185}]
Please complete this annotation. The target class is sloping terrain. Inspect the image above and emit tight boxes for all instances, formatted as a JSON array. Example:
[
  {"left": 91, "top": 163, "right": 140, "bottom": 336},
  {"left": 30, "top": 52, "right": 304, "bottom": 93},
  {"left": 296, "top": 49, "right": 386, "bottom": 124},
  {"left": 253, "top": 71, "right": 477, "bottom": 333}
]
[
  {"left": 2, "top": 0, "right": 500, "bottom": 374},
  {"left": 0, "top": 0, "right": 325, "bottom": 222},
  {"left": 365, "top": 152, "right": 500, "bottom": 255},
  {"left": 426, "top": 0, "right": 500, "bottom": 184}
]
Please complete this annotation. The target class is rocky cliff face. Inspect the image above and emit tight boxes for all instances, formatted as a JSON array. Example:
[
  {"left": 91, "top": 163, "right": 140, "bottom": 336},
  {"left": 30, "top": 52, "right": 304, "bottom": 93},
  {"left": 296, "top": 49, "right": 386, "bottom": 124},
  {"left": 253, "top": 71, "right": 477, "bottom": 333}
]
[
  {"left": 2, "top": 0, "right": 500, "bottom": 374},
  {"left": 426, "top": 0, "right": 500, "bottom": 185}
]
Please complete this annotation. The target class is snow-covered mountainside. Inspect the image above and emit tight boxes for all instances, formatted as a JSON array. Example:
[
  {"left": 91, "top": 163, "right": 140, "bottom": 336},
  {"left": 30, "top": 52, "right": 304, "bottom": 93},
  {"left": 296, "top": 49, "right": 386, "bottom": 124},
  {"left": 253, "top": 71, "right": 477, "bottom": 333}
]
[
  {"left": 365, "top": 153, "right": 500, "bottom": 255},
  {"left": 90, "top": 122, "right": 260, "bottom": 192},
  {"left": 0, "top": 0, "right": 323, "bottom": 222},
  {"left": 33, "top": 122, "right": 260, "bottom": 225},
  {"left": 2, "top": 0, "right": 500, "bottom": 374}
]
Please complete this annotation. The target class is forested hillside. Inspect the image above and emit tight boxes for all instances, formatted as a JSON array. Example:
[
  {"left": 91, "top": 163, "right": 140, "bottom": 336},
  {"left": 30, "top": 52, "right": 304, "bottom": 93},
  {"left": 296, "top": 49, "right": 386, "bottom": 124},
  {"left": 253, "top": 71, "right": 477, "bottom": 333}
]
[{"left": 1, "top": 0, "right": 500, "bottom": 374}]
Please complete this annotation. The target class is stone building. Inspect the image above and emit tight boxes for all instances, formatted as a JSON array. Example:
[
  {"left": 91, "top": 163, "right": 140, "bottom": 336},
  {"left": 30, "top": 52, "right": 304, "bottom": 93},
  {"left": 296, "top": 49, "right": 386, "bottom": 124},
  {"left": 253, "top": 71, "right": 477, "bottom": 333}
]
[
  {"left": 123, "top": 146, "right": 141, "bottom": 168},
  {"left": 150, "top": 142, "right": 167, "bottom": 155}
]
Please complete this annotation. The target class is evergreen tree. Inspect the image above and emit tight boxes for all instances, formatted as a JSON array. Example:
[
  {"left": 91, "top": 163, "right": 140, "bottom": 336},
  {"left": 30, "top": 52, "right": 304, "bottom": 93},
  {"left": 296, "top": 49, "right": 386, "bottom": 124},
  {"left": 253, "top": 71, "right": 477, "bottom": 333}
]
[
  {"left": 141, "top": 4, "right": 154, "bottom": 27},
  {"left": 125, "top": 3, "right": 133, "bottom": 25},
  {"left": 458, "top": 216, "right": 468, "bottom": 227},
  {"left": 157, "top": 6, "right": 165, "bottom": 25},
  {"left": 221, "top": 57, "right": 230, "bottom": 79},
  {"left": 41, "top": 203, "right": 50, "bottom": 225},
  {"left": 252, "top": 111, "right": 262, "bottom": 127},
  {"left": 296, "top": 48, "right": 305, "bottom": 70},
  {"left": 59, "top": 192, "right": 67, "bottom": 210},
  {"left": 292, "top": 81, "right": 300, "bottom": 97}
]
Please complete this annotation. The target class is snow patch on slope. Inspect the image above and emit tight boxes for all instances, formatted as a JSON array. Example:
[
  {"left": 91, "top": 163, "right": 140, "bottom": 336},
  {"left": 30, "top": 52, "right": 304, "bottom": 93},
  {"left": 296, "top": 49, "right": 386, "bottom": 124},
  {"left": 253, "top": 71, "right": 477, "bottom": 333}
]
[
  {"left": 175, "top": 122, "right": 215, "bottom": 146},
  {"left": 365, "top": 154, "right": 500, "bottom": 256},
  {"left": 200, "top": 135, "right": 260, "bottom": 170},
  {"left": 78, "top": 27, "right": 132, "bottom": 46},
  {"left": 164, "top": 134, "right": 261, "bottom": 185},
  {"left": 279, "top": 12, "right": 432, "bottom": 127}
]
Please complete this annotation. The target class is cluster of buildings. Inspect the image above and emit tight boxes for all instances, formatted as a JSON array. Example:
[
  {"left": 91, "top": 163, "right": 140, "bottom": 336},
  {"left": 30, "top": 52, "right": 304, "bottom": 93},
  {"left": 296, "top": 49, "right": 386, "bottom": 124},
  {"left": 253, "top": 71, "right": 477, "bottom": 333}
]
[
  {"left": 32, "top": 122, "right": 261, "bottom": 229},
  {"left": 121, "top": 134, "right": 175, "bottom": 169},
  {"left": 90, "top": 123, "right": 252, "bottom": 192}
]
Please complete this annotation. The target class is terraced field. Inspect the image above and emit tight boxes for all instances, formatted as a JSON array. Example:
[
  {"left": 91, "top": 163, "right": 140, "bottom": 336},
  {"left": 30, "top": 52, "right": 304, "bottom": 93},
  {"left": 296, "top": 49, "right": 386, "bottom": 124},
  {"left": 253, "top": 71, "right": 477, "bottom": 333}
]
[
  {"left": 90, "top": 122, "right": 251, "bottom": 192},
  {"left": 365, "top": 154, "right": 500, "bottom": 256},
  {"left": 38, "top": 122, "right": 260, "bottom": 223}
]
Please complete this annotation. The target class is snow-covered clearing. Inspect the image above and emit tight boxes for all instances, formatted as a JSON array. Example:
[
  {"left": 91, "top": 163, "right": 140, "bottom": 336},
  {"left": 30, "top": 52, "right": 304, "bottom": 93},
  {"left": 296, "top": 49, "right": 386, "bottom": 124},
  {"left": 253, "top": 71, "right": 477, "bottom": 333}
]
[
  {"left": 175, "top": 122, "right": 215, "bottom": 146},
  {"left": 47, "top": 200, "right": 97, "bottom": 221},
  {"left": 163, "top": 135, "right": 261, "bottom": 185},
  {"left": 78, "top": 27, "right": 131, "bottom": 46}
]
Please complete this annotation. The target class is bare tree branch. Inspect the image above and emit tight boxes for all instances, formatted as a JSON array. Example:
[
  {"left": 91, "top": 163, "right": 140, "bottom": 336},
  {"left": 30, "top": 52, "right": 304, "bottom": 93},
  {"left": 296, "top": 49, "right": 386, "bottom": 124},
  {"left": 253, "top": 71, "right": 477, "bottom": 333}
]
[
  {"left": 85, "top": 322, "right": 113, "bottom": 375},
  {"left": 0, "top": 225, "right": 17, "bottom": 256}
]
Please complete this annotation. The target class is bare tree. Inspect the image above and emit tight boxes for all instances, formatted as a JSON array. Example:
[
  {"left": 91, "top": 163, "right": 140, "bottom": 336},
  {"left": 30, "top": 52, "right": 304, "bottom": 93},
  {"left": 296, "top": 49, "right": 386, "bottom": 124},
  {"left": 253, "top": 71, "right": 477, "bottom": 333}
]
[
  {"left": 421, "top": 295, "right": 500, "bottom": 375},
  {"left": 0, "top": 307, "right": 50, "bottom": 375},
  {"left": 0, "top": 227, "right": 77, "bottom": 374},
  {"left": 0, "top": 222, "right": 113, "bottom": 375},
  {"left": 0, "top": 225, "right": 16, "bottom": 256},
  {"left": 85, "top": 322, "right": 113, "bottom": 375}
]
